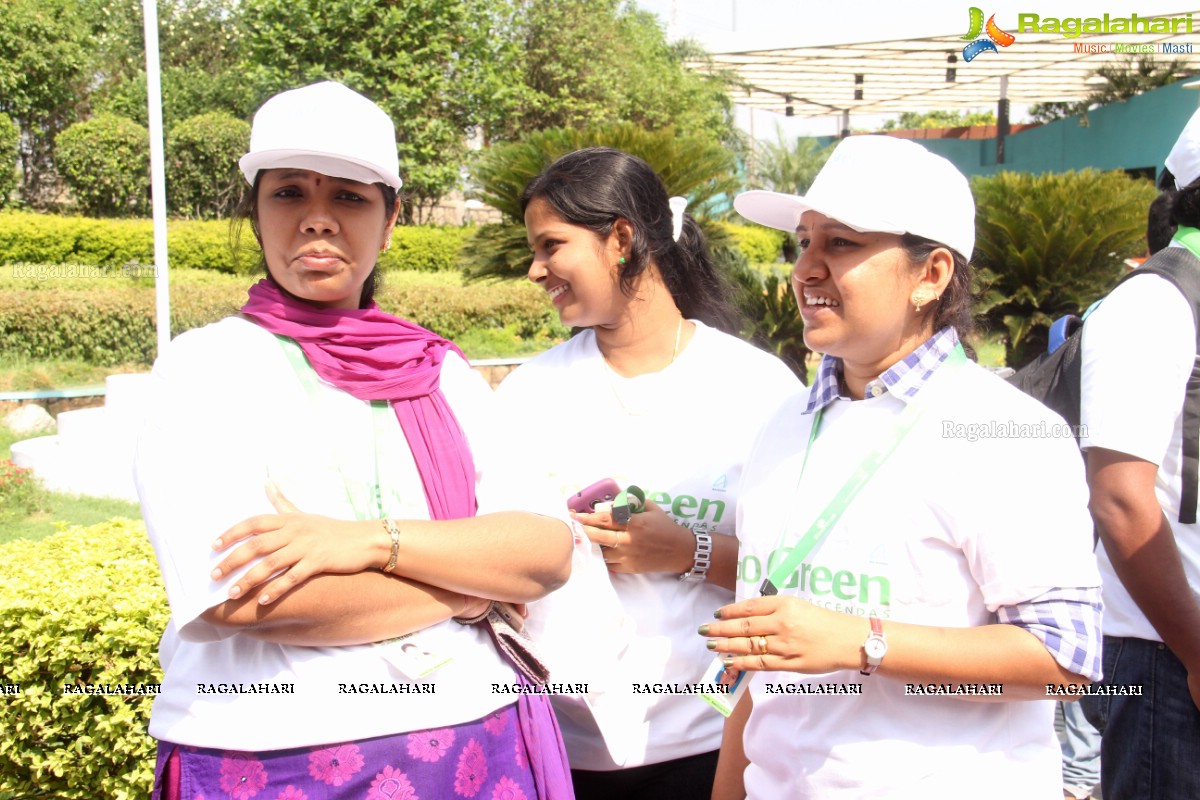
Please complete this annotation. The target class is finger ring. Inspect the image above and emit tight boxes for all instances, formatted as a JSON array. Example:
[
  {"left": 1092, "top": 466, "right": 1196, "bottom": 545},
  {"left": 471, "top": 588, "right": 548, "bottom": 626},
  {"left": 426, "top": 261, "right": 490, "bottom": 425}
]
[{"left": 758, "top": 635, "right": 768, "bottom": 655}]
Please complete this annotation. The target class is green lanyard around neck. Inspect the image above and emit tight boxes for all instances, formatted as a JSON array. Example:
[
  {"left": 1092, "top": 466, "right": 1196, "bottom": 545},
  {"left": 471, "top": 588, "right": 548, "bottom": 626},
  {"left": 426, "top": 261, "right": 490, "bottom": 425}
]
[
  {"left": 1174, "top": 226, "right": 1200, "bottom": 261},
  {"left": 760, "top": 344, "right": 968, "bottom": 596},
  {"left": 274, "top": 335, "right": 391, "bottom": 520}
]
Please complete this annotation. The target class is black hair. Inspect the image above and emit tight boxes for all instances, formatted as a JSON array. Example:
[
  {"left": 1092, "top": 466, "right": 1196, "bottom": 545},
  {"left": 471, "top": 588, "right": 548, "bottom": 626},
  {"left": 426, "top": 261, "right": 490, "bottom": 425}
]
[
  {"left": 231, "top": 174, "right": 399, "bottom": 308},
  {"left": 1170, "top": 172, "right": 1200, "bottom": 231},
  {"left": 900, "top": 233, "right": 978, "bottom": 361},
  {"left": 1148, "top": 191, "right": 1178, "bottom": 255},
  {"left": 1159, "top": 167, "right": 1176, "bottom": 192},
  {"left": 519, "top": 147, "right": 743, "bottom": 334}
]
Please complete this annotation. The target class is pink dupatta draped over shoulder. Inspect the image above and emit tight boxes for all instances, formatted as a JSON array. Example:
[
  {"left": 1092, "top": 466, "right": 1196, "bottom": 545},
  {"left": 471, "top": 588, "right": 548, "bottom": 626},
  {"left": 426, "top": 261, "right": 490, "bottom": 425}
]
[{"left": 240, "top": 279, "right": 476, "bottom": 521}]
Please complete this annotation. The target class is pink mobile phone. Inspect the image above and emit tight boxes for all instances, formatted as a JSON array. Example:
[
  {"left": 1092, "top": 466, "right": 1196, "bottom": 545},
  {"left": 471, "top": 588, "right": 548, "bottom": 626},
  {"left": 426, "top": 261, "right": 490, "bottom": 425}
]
[{"left": 567, "top": 478, "right": 621, "bottom": 513}]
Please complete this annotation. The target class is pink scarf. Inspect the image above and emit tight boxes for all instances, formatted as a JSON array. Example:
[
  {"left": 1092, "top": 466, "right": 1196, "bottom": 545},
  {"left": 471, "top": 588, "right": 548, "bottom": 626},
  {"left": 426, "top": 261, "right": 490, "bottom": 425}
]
[{"left": 241, "top": 279, "right": 476, "bottom": 521}]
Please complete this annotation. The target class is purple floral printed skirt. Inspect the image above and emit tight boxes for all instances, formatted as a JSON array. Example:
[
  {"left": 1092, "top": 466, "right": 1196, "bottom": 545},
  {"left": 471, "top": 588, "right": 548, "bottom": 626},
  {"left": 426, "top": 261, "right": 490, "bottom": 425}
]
[{"left": 152, "top": 695, "right": 573, "bottom": 800}]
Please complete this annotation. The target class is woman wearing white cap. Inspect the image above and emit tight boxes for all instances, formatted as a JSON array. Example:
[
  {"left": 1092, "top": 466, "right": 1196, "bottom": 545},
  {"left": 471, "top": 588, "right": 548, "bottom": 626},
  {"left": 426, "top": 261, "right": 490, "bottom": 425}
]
[
  {"left": 702, "top": 135, "right": 1102, "bottom": 799},
  {"left": 492, "top": 147, "right": 801, "bottom": 799},
  {"left": 136, "top": 81, "right": 573, "bottom": 799}
]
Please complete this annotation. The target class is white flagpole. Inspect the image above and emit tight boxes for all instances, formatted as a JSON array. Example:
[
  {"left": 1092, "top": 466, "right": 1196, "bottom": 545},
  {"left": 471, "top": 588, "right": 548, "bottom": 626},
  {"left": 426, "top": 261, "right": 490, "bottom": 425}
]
[{"left": 142, "top": 0, "right": 170, "bottom": 356}]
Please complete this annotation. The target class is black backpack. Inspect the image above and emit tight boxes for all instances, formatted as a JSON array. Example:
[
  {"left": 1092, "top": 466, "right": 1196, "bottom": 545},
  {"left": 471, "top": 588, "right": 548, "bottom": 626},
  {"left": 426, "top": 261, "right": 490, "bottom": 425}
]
[{"left": 1006, "top": 247, "right": 1200, "bottom": 524}]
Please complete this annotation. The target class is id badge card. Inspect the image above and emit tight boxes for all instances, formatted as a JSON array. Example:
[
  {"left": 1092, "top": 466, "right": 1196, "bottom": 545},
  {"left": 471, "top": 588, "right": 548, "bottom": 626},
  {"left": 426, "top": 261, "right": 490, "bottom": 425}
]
[
  {"left": 375, "top": 634, "right": 452, "bottom": 680},
  {"left": 697, "top": 656, "right": 752, "bottom": 717}
]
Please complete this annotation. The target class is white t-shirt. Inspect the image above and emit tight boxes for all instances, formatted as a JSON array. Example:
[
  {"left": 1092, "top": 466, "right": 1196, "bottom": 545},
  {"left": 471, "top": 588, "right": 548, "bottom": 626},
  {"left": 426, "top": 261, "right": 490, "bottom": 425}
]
[
  {"left": 1080, "top": 262, "right": 1200, "bottom": 640},
  {"left": 494, "top": 321, "right": 803, "bottom": 770},
  {"left": 135, "top": 317, "right": 527, "bottom": 751},
  {"left": 736, "top": 361, "right": 1099, "bottom": 799}
]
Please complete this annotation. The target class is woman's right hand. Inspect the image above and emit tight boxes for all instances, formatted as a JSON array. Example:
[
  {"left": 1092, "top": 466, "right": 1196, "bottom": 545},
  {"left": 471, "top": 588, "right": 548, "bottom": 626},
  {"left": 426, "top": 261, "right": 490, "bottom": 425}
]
[{"left": 210, "top": 483, "right": 390, "bottom": 605}]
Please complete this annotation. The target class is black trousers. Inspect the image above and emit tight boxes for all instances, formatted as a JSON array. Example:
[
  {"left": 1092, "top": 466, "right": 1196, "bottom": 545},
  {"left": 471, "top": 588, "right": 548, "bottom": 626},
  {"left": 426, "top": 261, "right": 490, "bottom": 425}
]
[{"left": 571, "top": 750, "right": 720, "bottom": 800}]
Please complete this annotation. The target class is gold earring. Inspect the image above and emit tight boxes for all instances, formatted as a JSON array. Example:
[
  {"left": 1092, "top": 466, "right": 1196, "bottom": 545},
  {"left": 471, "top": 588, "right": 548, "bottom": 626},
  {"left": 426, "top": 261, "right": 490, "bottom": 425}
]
[{"left": 912, "top": 288, "right": 935, "bottom": 312}]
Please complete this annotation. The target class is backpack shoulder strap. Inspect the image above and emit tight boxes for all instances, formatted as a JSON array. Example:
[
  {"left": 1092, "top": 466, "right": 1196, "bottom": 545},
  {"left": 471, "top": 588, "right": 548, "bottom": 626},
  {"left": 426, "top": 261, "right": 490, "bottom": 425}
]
[{"left": 1118, "top": 248, "right": 1200, "bottom": 524}]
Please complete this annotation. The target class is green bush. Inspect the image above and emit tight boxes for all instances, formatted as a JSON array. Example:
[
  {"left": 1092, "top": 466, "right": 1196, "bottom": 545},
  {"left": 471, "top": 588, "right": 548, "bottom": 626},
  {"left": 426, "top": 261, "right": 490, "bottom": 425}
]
[
  {"left": 0, "top": 268, "right": 564, "bottom": 365},
  {"left": 55, "top": 114, "right": 150, "bottom": 217},
  {"left": 0, "top": 519, "right": 167, "bottom": 799},
  {"left": 0, "top": 458, "right": 48, "bottom": 521},
  {"left": 0, "top": 212, "right": 478, "bottom": 274},
  {"left": 0, "top": 113, "right": 18, "bottom": 210},
  {"left": 167, "top": 112, "right": 251, "bottom": 220},
  {"left": 971, "top": 169, "right": 1159, "bottom": 367},
  {"left": 719, "top": 222, "right": 788, "bottom": 266},
  {"left": 381, "top": 278, "right": 566, "bottom": 341},
  {"left": 378, "top": 225, "right": 476, "bottom": 272}
]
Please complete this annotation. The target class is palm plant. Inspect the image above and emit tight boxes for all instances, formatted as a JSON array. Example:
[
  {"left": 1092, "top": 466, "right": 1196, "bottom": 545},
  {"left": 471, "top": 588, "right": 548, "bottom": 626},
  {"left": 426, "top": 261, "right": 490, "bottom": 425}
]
[
  {"left": 971, "top": 169, "right": 1158, "bottom": 367},
  {"left": 463, "top": 122, "right": 739, "bottom": 281}
]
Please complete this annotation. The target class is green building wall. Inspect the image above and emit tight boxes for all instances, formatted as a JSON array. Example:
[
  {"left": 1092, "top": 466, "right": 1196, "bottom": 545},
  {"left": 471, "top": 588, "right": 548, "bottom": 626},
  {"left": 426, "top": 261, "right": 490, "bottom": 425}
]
[{"left": 816, "top": 77, "right": 1198, "bottom": 182}]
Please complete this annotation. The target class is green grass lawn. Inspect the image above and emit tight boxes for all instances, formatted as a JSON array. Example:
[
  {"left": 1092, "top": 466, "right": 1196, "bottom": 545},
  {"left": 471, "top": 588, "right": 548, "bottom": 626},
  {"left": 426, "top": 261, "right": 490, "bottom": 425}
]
[{"left": 0, "top": 425, "right": 141, "bottom": 545}]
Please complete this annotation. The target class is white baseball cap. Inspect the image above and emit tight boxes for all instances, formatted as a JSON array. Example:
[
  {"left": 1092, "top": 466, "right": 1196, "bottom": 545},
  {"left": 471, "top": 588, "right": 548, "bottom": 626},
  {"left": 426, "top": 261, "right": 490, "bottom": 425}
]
[
  {"left": 734, "top": 135, "right": 976, "bottom": 259},
  {"left": 239, "top": 81, "right": 403, "bottom": 189},
  {"left": 1166, "top": 107, "right": 1200, "bottom": 190}
]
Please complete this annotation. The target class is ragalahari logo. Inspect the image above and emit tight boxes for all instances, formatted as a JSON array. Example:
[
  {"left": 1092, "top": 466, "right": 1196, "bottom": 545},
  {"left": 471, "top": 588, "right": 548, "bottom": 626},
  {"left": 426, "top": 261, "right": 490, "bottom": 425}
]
[{"left": 961, "top": 7, "right": 1016, "bottom": 61}]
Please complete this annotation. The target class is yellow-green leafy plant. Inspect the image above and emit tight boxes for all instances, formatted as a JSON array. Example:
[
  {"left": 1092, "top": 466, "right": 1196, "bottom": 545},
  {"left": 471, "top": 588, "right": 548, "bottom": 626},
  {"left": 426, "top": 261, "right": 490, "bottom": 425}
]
[{"left": 0, "top": 519, "right": 168, "bottom": 798}]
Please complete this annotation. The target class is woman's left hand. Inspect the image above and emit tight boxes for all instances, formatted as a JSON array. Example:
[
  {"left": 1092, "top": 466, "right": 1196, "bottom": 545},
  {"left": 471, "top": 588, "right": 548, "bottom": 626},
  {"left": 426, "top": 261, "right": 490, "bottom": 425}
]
[
  {"left": 210, "top": 484, "right": 387, "bottom": 605},
  {"left": 574, "top": 499, "right": 694, "bottom": 575},
  {"left": 701, "top": 596, "right": 866, "bottom": 675}
]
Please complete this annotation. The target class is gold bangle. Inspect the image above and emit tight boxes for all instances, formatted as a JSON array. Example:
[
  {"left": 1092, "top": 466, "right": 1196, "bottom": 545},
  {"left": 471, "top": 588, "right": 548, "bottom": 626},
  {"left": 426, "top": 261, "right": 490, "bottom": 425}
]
[{"left": 381, "top": 519, "right": 401, "bottom": 573}]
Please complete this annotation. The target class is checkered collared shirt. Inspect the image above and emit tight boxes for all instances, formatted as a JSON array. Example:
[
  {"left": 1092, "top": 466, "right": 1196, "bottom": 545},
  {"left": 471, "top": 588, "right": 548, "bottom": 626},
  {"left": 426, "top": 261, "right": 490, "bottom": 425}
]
[{"left": 802, "top": 326, "right": 1103, "bottom": 681}]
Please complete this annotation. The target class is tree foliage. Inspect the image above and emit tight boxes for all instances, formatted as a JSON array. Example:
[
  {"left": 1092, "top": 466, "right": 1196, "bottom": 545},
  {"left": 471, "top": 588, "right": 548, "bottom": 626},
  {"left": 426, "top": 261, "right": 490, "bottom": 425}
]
[
  {"left": 2, "top": 0, "right": 738, "bottom": 219},
  {"left": 0, "top": 114, "right": 19, "bottom": 210},
  {"left": 749, "top": 132, "right": 834, "bottom": 195},
  {"left": 239, "top": 0, "right": 500, "bottom": 223},
  {"left": 0, "top": 0, "right": 94, "bottom": 208},
  {"left": 463, "top": 123, "right": 740, "bottom": 281},
  {"left": 498, "top": 1, "right": 737, "bottom": 147},
  {"left": 881, "top": 109, "right": 997, "bottom": 130},
  {"left": 55, "top": 114, "right": 151, "bottom": 217},
  {"left": 84, "top": 0, "right": 252, "bottom": 126},
  {"left": 1028, "top": 56, "right": 1184, "bottom": 123},
  {"left": 971, "top": 169, "right": 1159, "bottom": 367}
]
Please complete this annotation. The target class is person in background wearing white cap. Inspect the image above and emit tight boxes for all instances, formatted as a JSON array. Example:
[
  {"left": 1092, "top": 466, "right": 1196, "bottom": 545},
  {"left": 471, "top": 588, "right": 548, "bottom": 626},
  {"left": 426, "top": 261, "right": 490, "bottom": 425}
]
[
  {"left": 135, "top": 81, "right": 573, "bottom": 799},
  {"left": 700, "top": 134, "right": 1101, "bottom": 799},
  {"left": 492, "top": 147, "right": 801, "bottom": 799},
  {"left": 1076, "top": 108, "right": 1200, "bottom": 799}
]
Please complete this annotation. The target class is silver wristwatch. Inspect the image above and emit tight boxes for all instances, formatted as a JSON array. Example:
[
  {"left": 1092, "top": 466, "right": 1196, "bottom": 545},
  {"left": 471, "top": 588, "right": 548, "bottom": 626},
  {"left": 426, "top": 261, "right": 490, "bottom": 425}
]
[{"left": 679, "top": 532, "right": 713, "bottom": 582}]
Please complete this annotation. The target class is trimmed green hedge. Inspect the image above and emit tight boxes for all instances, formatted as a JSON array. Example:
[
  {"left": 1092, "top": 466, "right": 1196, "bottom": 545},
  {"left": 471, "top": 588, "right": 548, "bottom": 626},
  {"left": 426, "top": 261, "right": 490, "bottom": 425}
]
[
  {"left": 0, "top": 212, "right": 780, "bottom": 274},
  {"left": 0, "top": 212, "right": 477, "bottom": 274},
  {"left": 0, "top": 519, "right": 166, "bottom": 799},
  {"left": 0, "top": 270, "right": 563, "bottom": 366}
]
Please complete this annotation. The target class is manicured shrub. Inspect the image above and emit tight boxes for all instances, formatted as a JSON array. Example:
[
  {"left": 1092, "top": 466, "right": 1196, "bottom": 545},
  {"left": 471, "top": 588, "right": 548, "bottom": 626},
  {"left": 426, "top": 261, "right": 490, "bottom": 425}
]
[
  {"left": 0, "top": 519, "right": 167, "bottom": 799},
  {"left": 0, "top": 113, "right": 18, "bottom": 210},
  {"left": 718, "top": 221, "right": 788, "bottom": 266},
  {"left": 55, "top": 114, "right": 150, "bottom": 217},
  {"left": 0, "top": 212, "right": 480, "bottom": 274},
  {"left": 0, "top": 288, "right": 163, "bottom": 365},
  {"left": 377, "top": 225, "right": 476, "bottom": 272},
  {"left": 167, "top": 112, "right": 251, "bottom": 220},
  {"left": 0, "top": 269, "right": 563, "bottom": 365}
]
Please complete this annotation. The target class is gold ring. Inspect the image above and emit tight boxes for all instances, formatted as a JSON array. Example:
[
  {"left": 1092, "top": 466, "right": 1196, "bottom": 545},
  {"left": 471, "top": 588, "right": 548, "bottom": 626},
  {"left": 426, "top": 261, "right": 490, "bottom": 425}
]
[{"left": 758, "top": 635, "right": 768, "bottom": 655}]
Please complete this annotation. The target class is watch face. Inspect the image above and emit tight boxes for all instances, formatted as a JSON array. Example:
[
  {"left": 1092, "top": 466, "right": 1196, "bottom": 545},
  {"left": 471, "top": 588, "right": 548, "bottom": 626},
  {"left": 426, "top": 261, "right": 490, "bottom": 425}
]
[{"left": 865, "top": 638, "right": 887, "bottom": 659}]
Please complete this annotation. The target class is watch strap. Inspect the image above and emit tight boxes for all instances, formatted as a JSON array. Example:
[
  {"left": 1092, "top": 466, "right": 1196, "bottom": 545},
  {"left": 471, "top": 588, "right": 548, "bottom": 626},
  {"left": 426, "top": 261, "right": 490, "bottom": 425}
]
[
  {"left": 679, "top": 531, "right": 713, "bottom": 582},
  {"left": 860, "top": 616, "right": 886, "bottom": 676}
]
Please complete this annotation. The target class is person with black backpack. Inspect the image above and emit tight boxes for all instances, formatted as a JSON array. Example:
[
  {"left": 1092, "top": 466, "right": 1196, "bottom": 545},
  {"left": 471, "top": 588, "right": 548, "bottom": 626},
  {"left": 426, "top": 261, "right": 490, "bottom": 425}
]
[{"left": 1077, "top": 107, "right": 1200, "bottom": 799}]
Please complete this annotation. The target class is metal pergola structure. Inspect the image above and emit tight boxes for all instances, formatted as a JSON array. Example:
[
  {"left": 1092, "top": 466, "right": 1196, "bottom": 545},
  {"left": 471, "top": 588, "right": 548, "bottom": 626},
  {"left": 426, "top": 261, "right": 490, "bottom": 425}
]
[{"left": 691, "top": 11, "right": 1200, "bottom": 119}]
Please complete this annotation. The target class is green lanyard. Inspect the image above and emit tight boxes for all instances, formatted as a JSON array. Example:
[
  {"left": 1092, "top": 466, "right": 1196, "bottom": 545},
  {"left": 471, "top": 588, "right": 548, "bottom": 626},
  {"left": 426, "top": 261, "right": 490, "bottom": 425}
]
[
  {"left": 1175, "top": 226, "right": 1200, "bottom": 261},
  {"left": 274, "top": 335, "right": 391, "bottom": 520},
  {"left": 760, "top": 344, "right": 967, "bottom": 596}
]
